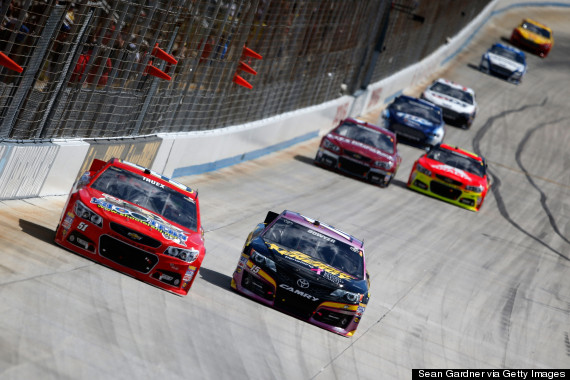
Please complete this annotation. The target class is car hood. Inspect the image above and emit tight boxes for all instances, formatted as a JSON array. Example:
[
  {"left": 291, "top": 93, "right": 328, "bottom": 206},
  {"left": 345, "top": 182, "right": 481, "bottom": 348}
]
[
  {"left": 420, "top": 157, "right": 487, "bottom": 186},
  {"left": 256, "top": 238, "right": 367, "bottom": 293},
  {"left": 517, "top": 28, "right": 551, "bottom": 44},
  {"left": 391, "top": 110, "right": 439, "bottom": 131},
  {"left": 328, "top": 134, "right": 395, "bottom": 162},
  {"left": 423, "top": 90, "right": 475, "bottom": 113},
  {"left": 486, "top": 52, "right": 525, "bottom": 72},
  {"left": 80, "top": 188, "right": 194, "bottom": 247}
]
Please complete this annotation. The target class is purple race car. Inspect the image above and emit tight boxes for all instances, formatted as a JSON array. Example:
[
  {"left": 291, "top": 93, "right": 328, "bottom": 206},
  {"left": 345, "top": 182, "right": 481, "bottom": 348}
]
[{"left": 231, "top": 210, "right": 370, "bottom": 337}]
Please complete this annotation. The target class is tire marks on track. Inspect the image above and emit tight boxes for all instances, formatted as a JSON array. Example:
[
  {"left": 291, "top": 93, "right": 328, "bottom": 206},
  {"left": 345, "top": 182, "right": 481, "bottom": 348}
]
[
  {"left": 514, "top": 117, "right": 570, "bottom": 247},
  {"left": 472, "top": 98, "right": 569, "bottom": 261}
]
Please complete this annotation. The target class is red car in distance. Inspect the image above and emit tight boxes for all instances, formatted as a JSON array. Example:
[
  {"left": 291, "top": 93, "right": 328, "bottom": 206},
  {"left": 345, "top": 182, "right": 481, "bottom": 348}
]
[
  {"left": 407, "top": 144, "right": 489, "bottom": 211},
  {"left": 55, "top": 158, "right": 205, "bottom": 295},
  {"left": 314, "top": 118, "right": 402, "bottom": 187}
]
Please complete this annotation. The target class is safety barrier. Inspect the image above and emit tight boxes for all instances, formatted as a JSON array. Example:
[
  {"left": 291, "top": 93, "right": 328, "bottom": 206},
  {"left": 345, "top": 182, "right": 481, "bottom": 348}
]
[{"left": 0, "top": 0, "right": 568, "bottom": 200}]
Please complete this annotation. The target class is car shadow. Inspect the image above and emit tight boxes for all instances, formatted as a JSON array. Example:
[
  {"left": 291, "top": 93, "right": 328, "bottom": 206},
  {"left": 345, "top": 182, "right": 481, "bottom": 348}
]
[
  {"left": 390, "top": 178, "right": 408, "bottom": 190},
  {"left": 295, "top": 153, "right": 411, "bottom": 190},
  {"left": 293, "top": 154, "right": 314, "bottom": 165},
  {"left": 19, "top": 219, "right": 56, "bottom": 245},
  {"left": 199, "top": 266, "right": 233, "bottom": 291},
  {"left": 467, "top": 62, "right": 481, "bottom": 71}
]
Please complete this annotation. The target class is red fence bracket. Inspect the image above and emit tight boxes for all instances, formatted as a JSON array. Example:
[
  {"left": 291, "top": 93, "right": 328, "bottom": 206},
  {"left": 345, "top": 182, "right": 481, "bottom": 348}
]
[
  {"left": 232, "top": 45, "right": 262, "bottom": 89},
  {"left": 144, "top": 43, "right": 177, "bottom": 80},
  {"left": 0, "top": 51, "right": 23, "bottom": 73}
]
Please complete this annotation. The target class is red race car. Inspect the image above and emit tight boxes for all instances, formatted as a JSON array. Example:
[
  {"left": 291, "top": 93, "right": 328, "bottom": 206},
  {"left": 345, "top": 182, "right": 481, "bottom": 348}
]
[
  {"left": 55, "top": 158, "right": 205, "bottom": 295},
  {"left": 314, "top": 118, "right": 401, "bottom": 187},
  {"left": 407, "top": 144, "right": 489, "bottom": 211}
]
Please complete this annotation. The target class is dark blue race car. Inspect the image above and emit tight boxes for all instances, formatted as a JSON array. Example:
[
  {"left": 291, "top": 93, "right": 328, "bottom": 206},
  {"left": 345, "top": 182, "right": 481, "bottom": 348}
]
[
  {"left": 381, "top": 95, "right": 445, "bottom": 148},
  {"left": 231, "top": 210, "right": 370, "bottom": 337}
]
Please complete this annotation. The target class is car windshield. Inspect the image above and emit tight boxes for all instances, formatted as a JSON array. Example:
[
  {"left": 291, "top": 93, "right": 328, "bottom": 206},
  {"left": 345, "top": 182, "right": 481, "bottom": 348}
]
[
  {"left": 522, "top": 21, "right": 551, "bottom": 38},
  {"left": 334, "top": 121, "right": 395, "bottom": 154},
  {"left": 392, "top": 97, "right": 441, "bottom": 124},
  {"left": 427, "top": 147, "right": 486, "bottom": 177},
  {"left": 490, "top": 45, "right": 525, "bottom": 64},
  {"left": 263, "top": 218, "right": 364, "bottom": 280},
  {"left": 429, "top": 82, "right": 474, "bottom": 105},
  {"left": 91, "top": 166, "right": 198, "bottom": 231}
]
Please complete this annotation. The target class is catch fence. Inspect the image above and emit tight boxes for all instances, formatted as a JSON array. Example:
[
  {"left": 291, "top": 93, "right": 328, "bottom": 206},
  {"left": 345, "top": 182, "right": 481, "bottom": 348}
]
[{"left": 0, "top": 0, "right": 490, "bottom": 141}]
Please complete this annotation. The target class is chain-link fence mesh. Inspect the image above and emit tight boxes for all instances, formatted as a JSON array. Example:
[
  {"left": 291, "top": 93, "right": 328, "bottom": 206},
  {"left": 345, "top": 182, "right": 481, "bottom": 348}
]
[{"left": 0, "top": 0, "right": 490, "bottom": 141}]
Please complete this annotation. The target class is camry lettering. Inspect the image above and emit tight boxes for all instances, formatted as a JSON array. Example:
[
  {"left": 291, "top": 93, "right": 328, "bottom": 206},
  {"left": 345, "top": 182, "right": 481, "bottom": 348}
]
[{"left": 279, "top": 284, "right": 318, "bottom": 301}]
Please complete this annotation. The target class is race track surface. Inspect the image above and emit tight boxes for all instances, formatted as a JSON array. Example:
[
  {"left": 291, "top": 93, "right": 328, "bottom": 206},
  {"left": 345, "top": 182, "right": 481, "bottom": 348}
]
[{"left": 1, "top": 7, "right": 569, "bottom": 380}]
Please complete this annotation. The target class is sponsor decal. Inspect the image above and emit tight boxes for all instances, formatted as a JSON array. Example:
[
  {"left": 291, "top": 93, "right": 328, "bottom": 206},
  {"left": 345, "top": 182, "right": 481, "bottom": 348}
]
[
  {"left": 323, "top": 271, "right": 342, "bottom": 285},
  {"left": 62, "top": 211, "right": 75, "bottom": 237},
  {"left": 306, "top": 229, "right": 335, "bottom": 244},
  {"left": 488, "top": 53, "right": 522, "bottom": 71},
  {"left": 431, "top": 164, "right": 471, "bottom": 180},
  {"left": 91, "top": 197, "right": 188, "bottom": 246},
  {"left": 238, "top": 255, "right": 248, "bottom": 268},
  {"left": 330, "top": 135, "right": 393, "bottom": 160},
  {"left": 182, "top": 266, "right": 196, "bottom": 289},
  {"left": 397, "top": 112, "right": 433, "bottom": 127},
  {"left": 268, "top": 243, "right": 354, "bottom": 280},
  {"left": 279, "top": 284, "right": 319, "bottom": 301},
  {"left": 142, "top": 177, "right": 165, "bottom": 188},
  {"left": 299, "top": 215, "right": 352, "bottom": 241}
]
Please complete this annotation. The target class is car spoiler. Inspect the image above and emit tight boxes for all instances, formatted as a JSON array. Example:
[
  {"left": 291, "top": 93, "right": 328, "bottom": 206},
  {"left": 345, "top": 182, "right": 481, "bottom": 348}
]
[{"left": 264, "top": 211, "right": 279, "bottom": 225}]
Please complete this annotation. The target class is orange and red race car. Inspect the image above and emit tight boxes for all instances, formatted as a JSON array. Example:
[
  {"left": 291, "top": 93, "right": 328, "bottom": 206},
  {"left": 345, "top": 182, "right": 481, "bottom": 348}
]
[
  {"left": 407, "top": 144, "right": 490, "bottom": 212},
  {"left": 510, "top": 18, "right": 553, "bottom": 58},
  {"left": 55, "top": 158, "right": 205, "bottom": 295}
]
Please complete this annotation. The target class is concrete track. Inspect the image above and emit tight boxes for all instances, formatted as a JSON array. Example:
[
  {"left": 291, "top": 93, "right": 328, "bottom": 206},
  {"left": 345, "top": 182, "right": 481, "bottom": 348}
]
[{"left": 1, "top": 7, "right": 569, "bottom": 380}]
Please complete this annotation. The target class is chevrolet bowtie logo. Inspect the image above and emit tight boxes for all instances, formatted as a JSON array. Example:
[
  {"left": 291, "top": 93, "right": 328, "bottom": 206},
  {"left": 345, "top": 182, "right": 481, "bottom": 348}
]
[{"left": 127, "top": 232, "right": 143, "bottom": 240}]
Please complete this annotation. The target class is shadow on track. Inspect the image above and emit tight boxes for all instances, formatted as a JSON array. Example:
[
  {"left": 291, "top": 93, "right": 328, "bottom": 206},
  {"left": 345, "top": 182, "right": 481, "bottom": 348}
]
[
  {"left": 199, "top": 267, "right": 233, "bottom": 291},
  {"left": 19, "top": 219, "right": 56, "bottom": 245}
]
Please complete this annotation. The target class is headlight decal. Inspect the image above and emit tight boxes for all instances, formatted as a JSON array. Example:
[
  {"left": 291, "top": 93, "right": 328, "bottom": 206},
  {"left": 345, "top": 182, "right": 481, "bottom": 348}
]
[
  {"left": 331, "top": 289, "right": 361, "bottom": 303},
  {"left": 416, "top": 163, "right": 432, "bottom": 177},
  {"left": 250, "top": 250, "right": 277, "bottom": 272},
  {"left": 164, "top": 246, "right": 200, "bottom": 263},
  {"left": 74, "top": 200, "right": 103, "bottom": 227},
  {"left": 323, "top": 138, "right": 340, "bottom": 153}
]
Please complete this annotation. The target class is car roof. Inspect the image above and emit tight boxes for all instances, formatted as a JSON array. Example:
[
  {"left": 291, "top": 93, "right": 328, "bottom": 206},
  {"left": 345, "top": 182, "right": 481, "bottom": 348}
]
[
  {"left": 491, "top": 42, "right": 524, "bottom": 56},
  {"left": 432, "top": 78, "right": 475, "bottom": 95},
  {"left": 339, "top": 117, "right": 396, "bottom": 139},
  {"left": 395, "top": 94, "right": 440, "bottom": 110},
  {"left": 437, "top": 144, "right": 483, "bottom": 162},
  {"left": 522, "top": 18, "right": 552, "bottom": 32},
  {"left": 109, "top": 158, "right": 197, "bottom": 197},
  {"left": 280, "top": 210, "right": 364, "bottom": 248}
]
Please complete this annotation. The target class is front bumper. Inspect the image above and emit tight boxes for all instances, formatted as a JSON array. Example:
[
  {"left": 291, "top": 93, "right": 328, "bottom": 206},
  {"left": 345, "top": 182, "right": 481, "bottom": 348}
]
[
  {"left": 315, "top": 148, "right": 394, "bottom": 186},
  {"left": 407, "top": 170, "right": 485, "bottom": 212},
  {"left": 55, "top": 206, "right": 199, "bottom": 295},
  {"left": 231, "top": 255, "right": 366, "bottom": 337}
]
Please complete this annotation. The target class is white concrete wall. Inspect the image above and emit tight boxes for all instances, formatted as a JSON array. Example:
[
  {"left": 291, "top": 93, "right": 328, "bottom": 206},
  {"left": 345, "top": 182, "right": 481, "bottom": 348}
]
[{"left": 0, "top": 0, "right": 566, "bottom": 200}]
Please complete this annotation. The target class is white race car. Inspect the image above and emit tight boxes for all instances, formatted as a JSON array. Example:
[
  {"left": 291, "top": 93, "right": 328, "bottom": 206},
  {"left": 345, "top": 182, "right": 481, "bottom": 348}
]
[
  {"left": 421, "top": 78, "right": 477, "bottom": 129},
  {"left": 479, "top": 43, "right": 527, "bottom": 84}
]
